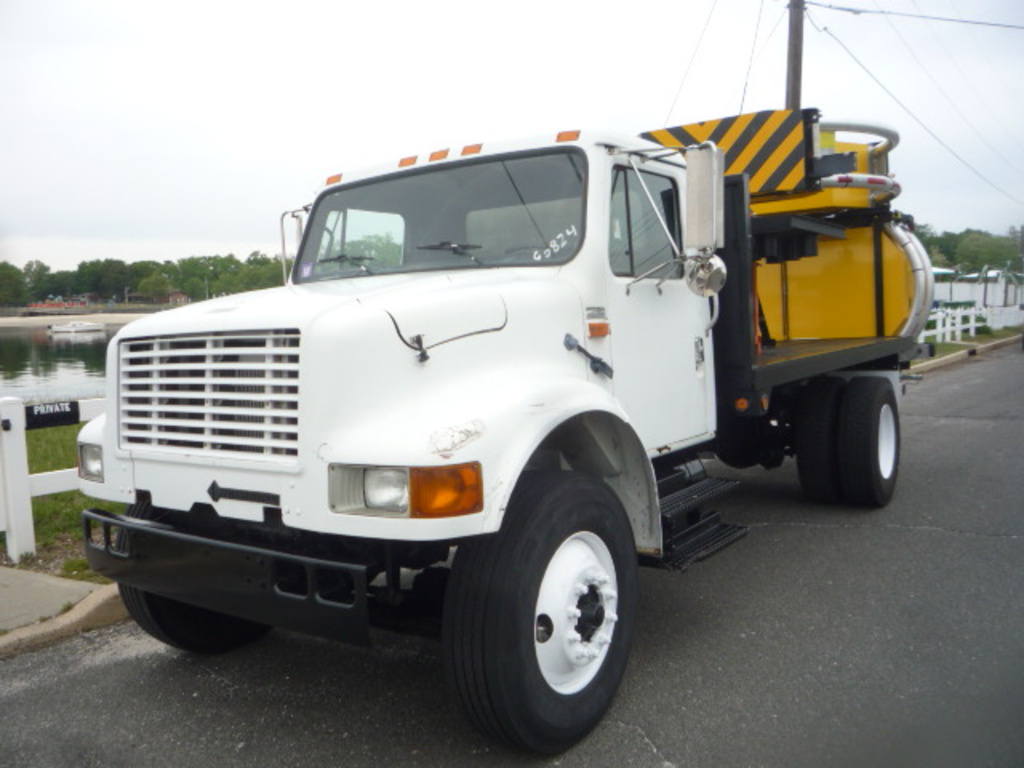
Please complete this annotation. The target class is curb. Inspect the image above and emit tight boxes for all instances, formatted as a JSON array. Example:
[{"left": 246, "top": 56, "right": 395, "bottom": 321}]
[
  {"left": 911, "top": 334, "right": 1021, "bottom": 373},
  {"left": 0, "top": 584, "right": 126, "bottom": 660}
]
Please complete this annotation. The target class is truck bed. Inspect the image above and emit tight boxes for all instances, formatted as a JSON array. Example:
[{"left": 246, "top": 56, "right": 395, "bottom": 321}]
[
  {"left": 753, "top": 336, "right": 914, "bottom": 389},
  {"left": 713, "top": 175, "right": 918, "bottom": 409}
]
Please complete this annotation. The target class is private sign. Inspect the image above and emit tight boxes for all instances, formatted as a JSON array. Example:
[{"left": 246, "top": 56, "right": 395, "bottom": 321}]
[{"left": 25, "top": 400, "right": 80, "bottom": 430}]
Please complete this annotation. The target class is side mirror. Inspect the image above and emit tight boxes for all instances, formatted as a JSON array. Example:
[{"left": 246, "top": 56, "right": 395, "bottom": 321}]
[
  {"left": 682, "top": 142, "right": 726, "bottom": 298},
  {"left": 684, "top": 254, "right": 727, "bottom": 297},
  {"left": 683, "top": 142, "right": 724, "bottom": 256}
]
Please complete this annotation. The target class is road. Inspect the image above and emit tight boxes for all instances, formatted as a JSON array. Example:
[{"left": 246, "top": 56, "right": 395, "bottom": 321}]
[{"left": 2, "top": 345, "right": 1022, "bottom": 768}]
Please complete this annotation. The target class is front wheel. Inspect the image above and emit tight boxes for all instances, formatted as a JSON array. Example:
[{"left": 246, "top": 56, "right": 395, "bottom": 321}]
[
  {"left": 120, "top": 586, "right": 271, "bottom": 654},
  {"left": 442, "top": 472, "right": 638, "bottom": 754},
  {"left": 117, "top": 500, "right": 271, "bottom": 654}
]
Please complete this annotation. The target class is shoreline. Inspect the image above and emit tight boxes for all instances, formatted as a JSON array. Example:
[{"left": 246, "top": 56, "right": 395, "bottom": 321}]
[{"left": 0, "top": 312, "right": 149, "bottom": 329}]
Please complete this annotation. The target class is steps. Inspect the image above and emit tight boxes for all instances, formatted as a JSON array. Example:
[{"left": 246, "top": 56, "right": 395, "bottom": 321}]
[{"left": 649, "top": 471, "right": 747, "bottom": 571}]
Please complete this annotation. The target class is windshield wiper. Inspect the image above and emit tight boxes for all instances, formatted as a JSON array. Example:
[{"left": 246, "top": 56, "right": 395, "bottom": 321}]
[
  {"left": 417, "top": 241, "right": 485, "bottom": 265},
  {"left": 317, "top": 254, "right": 375, "bottom": 273}
]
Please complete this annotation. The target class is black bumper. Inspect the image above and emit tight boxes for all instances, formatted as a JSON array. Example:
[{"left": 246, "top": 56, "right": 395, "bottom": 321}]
[{"left": 83, "top": 508, "right": 370, "bottom": 645}]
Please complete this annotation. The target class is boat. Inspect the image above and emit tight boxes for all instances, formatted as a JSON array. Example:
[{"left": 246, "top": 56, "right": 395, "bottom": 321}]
[{"left": 47, "top": 321, "right": 105, "bottom": 335}]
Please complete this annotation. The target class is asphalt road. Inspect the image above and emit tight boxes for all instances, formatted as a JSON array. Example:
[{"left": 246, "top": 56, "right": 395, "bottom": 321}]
[{"left": 2, "top": 345, "right": 1022, "bottom": 768}]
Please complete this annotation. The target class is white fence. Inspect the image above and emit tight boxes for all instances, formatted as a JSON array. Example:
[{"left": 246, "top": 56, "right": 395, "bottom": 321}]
[
  {"left": 0, "top": 396, "right": 104, "bottom": 563},
  {"left": 918, "top": 304, "right": 1024, "bottom": 344},
  {"left": 933, "top": 273, "right": 1023, "bottom": 308}
]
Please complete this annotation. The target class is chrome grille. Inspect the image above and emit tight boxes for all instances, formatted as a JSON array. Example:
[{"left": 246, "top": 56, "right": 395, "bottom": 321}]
[{"left": 119, "top": 329, "right": 300, "bottom": 459}]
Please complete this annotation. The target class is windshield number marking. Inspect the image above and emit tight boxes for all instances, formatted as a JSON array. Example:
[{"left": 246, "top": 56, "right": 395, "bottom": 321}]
[{"left": 532, "top": 225, "right": 578, "bottom": 262}]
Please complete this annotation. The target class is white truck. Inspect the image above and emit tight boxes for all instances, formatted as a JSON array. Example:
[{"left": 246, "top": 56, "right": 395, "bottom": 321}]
[{"left": 79, "top": 108, "right": 933, "bottom": 753}]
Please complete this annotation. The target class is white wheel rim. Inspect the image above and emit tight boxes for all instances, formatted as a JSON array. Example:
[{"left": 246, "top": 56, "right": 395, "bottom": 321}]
[
  {"left": 534, "top": 532, "right": 618, "bottom": 695},
  {"left": 877, "top": 403, "right": 897, "bottom": 479}
]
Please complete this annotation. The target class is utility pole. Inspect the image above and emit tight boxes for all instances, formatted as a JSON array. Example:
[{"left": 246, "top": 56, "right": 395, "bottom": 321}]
[
  {"left": 786, "top": 0, "right": 805, "bottom": 110},
  {"left": 782, "top": 0, "right": 806, "bottom": 341},
  {"left": 1018, "top": 224, "right": 1023, "bottom": 278}
]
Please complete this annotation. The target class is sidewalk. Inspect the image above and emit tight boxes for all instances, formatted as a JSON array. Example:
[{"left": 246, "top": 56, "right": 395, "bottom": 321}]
[
  {"left": 0, "top": 569, "right": 125, "bottom": 658},
  {"left": 0, "top": 333, "right": 1018, "bottom": 659},
  {"left": 911, "top": 332, "right": 1021, "bottom": 372}
]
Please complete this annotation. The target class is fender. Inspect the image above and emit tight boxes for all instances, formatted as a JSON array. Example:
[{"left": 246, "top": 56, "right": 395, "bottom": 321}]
[{"left": 313, "top": 366, "right": 661, "bottom": 551}]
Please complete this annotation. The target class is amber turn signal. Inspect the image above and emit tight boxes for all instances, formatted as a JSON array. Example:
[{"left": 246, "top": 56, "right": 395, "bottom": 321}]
[{"left": 409, "top": 462, "right": 483, "bottom": 518}]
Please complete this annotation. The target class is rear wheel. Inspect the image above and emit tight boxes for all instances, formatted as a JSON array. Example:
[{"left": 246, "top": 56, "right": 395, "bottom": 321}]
[
  {"left": 443, "top": 472, "right": 637, "bottom": 754},
  {"left": 794, "top": 377, "right": 846, "bottom": 504},
  {"left": 838, "top": 376, "right": 900, "bottom": 507}
]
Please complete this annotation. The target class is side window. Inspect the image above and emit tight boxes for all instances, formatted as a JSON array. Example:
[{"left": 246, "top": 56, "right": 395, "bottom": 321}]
[{"left": 608, "top": 167, "right": 680, "bottom": 278}]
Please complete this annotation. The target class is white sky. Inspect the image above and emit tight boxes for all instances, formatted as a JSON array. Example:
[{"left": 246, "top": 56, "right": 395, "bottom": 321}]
[{"left": 1, "top": 0, "right": 1022, "bottom": 272}]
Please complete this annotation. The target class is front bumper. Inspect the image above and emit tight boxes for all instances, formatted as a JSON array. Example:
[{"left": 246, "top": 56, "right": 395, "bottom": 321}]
[{"left": 83, "top": 508, "right": 370, "bottom": 645}]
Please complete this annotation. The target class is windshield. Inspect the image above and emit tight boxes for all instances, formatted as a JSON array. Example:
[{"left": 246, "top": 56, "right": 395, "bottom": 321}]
[{"left": 293, "top": 149, "right": 586, "bottom": 282}]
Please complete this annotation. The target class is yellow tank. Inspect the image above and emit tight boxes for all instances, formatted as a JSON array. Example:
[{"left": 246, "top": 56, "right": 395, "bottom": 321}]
[
  {"left": 755, "top": 224, "right": 917, "bottom": 339},
  {"left": 645, "top": 110, "right": 933, "bottom": 343}
]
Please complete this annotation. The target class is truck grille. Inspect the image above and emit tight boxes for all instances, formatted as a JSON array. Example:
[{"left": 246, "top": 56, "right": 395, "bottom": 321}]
[{"left": 119, "top": 329, "right": 300, "bottom": 460}]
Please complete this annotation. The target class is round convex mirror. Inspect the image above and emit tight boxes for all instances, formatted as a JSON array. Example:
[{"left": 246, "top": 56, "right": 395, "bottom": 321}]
[{"left": 684, "top": 254, "right": 727, "bottom": 297}]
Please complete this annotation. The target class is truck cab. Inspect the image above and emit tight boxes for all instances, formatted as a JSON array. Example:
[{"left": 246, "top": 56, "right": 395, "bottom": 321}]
[{"left": 80, "top": 131, "right": 722, "bottom": 552}]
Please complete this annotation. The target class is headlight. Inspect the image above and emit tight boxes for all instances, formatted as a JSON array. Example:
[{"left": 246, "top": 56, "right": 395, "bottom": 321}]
[
  {"left": 78, "top": 443, "right": 104, "bottom": 482},
  {"left": 363, "top": 468, "right": 409, "bottom": 513}
]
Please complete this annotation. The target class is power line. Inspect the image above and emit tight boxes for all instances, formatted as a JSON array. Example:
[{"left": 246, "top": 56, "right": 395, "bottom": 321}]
[
  {"left": 663, "top": 0, "right": 720, "bottom": 125},
  {"left": 869, "top": 0, "right": 1023, "bottom": 174},
  {"left": 739, "top": 0, "right": 766, "bottom": 113},
  {"left": 945, "top": 0, "right": 1024, "bottom": 148},
  {"left": 805, "top": 1, "right": 1024, "bottom": 30},
  {"left": 910, "top": 0, "right": 1024, "bottom": 167},
  {"left": 726, "top": 7, "right": 787, "bottom": 114},
  {"left": 809, "top": 16, "right": 1024, "bottom": 206}
]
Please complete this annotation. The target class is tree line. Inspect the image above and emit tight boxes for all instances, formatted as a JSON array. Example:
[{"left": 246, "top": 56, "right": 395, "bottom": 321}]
[
  {"left": 1, "top": 225, "right": 1020, "bottom": 307},
  {"left": 0, "top": 252, "right": 291, "bottom": 307},
  {"left": 913, "top": 225, "right": 1021, "bottom": 274}
]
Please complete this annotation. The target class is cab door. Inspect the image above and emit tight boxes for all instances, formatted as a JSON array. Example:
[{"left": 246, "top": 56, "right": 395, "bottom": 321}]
[{"left": 604, "top": 163, "right": 715, "bottom": 450}]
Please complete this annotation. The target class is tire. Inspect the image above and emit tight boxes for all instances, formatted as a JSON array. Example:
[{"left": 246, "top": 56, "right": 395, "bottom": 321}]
[
  {"left": 794, "top": 377, "right": 846, "bottom": 504},
  {"left": 837, "top": 376, "right": 900, "bottom": 508},
  {"left": 118, "top": 501, "right": 271, "bottom": 654},
  {"left": 120, "top": 585, "right": 271, "bottom": 654},
  {"left": 442, "top": 472, "right": 638, "bottom": 754}
]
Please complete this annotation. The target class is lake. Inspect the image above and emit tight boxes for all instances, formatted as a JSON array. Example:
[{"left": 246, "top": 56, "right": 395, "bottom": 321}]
[{"left": 0, "top": 325, "right": 120, "bottom": 404}]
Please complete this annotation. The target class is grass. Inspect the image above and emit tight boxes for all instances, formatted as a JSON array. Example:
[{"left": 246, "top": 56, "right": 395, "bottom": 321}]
[
  {"left": 930, "top": 341, "right": 971, "bottom": 358},
  {"left": 984, "top": 326, "right": 1022, "bottom": 341},
  {"left": 1, "top": 423, "right": 109, "bottom": 583},
  {"left": 915, "top": 325, "right": 1022, "bottom": 366}
]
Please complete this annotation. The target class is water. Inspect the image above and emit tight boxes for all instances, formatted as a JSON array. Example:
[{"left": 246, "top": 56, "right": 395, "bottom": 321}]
[{"left": 0, "top": 326, "right": 118, "bottom": 404}]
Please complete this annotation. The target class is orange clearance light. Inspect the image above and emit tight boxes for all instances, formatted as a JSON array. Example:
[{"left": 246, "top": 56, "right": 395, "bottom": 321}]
[
  {"left": 409, "top": 462, "right": 483, "bottom": 518},
  {"left": 461, "top": 143, "right": 483, "bottom": 156},
  {"left": 325, "top": 173, "right": 343, "bottom": 185},
  {"left": 735, "top": 397, "right": 750, "bottom": 413},
  {"left": 429, "top": 149, "right": 450, "bottom": 162},
  {"left": 399, "top": 156, "right": 417, "bottom": 168},
  {"left": 588, "top": 321, "right": 611, "bottom": 338},
  {"left": 556, "top": 130, "right": 581, "bottom": 143}
]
